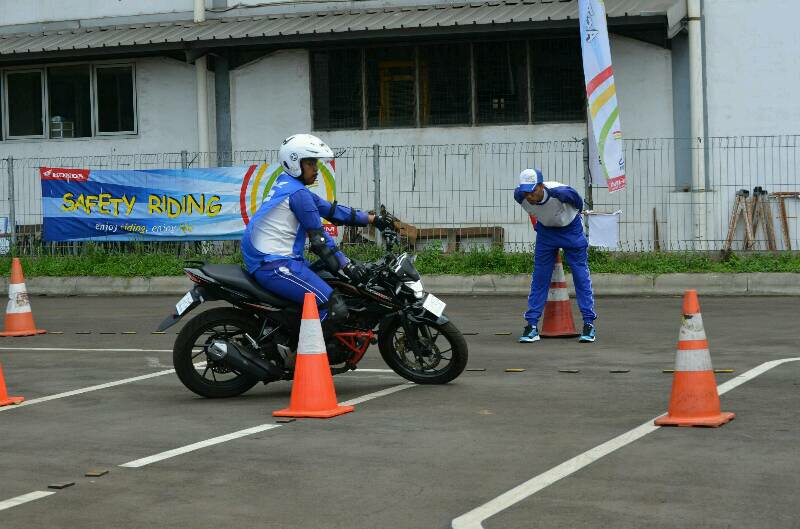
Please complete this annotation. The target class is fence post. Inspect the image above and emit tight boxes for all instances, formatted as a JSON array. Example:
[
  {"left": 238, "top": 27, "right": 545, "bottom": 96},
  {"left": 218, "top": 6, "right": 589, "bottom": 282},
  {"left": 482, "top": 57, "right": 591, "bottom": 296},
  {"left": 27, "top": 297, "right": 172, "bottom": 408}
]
[
  {"left": 180, "top": 150, "right": 189, "bottom": 170},
  {"left": 582, "top": 139, "right": 593, "bottom": 238},
  {"left": 7, "top": 156, "right": 16, "bottom": 248},
  {"left": 372, "top": 143, "right": 382, "bottom": 247}
]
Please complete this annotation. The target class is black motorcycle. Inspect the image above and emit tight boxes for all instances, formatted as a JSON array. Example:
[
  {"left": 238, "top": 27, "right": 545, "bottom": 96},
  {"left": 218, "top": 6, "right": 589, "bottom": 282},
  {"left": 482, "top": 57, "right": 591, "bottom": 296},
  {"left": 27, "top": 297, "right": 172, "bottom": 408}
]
[{"left": 158, "top": 223, "right": 468, "bottom": 398}]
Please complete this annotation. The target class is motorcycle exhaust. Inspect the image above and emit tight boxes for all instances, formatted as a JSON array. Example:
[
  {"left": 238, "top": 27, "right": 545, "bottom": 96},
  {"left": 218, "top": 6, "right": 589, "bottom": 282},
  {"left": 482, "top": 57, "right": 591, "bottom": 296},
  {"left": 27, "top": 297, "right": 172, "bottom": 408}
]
[{"left": 206, "top": 340, "right": 283, "bottom": 382}]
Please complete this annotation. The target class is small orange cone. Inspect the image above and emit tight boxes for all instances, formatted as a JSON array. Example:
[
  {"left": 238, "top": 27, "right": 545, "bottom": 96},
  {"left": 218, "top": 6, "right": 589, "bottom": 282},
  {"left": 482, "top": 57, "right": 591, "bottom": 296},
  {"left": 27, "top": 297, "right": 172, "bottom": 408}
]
[
  {"left": 273, "top": 293, "right": 353, "bottom": 419},
  {"left": 1, "top": 258, "right": 46, "bottom": 337},
  {"left": 0, "top": 363, "right": 24, "bottom": 406},
  {"left": 655, "top": 290, "right": 734, "bottom": 427},
  {"left": 540, "top": 252, "right": 579, "bottom": 338}
]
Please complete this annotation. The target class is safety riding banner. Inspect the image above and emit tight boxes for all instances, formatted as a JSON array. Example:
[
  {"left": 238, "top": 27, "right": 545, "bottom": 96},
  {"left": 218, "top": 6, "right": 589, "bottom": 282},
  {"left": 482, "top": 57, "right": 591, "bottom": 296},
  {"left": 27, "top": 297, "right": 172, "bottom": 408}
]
[
  {"left": 40, "top": 162, "right": 337, "bottom": 241},
  {"left": 579, "top": 0, "right": 627, "bottom": 193}
]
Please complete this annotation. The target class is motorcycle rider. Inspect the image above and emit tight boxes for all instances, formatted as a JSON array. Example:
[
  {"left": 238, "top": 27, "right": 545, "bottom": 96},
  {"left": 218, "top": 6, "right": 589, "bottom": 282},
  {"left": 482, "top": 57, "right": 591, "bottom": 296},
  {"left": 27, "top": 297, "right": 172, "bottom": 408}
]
[{"left": 241, "top": 134, "right": 392, "bottom": 321}]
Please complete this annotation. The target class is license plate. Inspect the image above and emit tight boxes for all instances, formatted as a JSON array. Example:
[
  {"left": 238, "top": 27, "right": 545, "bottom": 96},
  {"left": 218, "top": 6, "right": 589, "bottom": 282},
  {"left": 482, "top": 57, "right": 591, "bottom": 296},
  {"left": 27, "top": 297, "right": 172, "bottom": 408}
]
[
  {"left": 422, "top": 293, "right": 446, "bottom": 318},
  {"left": 175, "top": 291, "right": 194, "bottom": 315}
]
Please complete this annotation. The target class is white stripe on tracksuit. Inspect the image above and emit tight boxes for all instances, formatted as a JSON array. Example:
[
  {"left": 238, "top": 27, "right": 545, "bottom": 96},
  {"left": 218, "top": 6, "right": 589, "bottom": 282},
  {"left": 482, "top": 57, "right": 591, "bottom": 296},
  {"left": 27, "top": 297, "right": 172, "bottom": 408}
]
[{"left": 275, "top": 268, "right": 329, "bottom": 304}]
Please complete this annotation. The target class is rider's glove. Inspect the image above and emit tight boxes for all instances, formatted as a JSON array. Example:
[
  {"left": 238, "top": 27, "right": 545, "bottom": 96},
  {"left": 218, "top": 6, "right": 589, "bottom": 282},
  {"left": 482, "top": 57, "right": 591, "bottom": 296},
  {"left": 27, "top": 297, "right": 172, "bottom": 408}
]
[
  {"left": 342, "top": 262, "right": 366, "bottom": 284},
  {"left": 373, "top": 215, "right": 394, "bottom": 232}
]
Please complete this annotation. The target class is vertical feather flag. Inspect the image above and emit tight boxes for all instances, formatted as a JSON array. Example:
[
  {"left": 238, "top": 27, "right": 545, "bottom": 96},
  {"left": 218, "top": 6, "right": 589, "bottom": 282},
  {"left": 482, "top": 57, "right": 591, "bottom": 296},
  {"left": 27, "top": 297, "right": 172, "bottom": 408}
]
[{"left": 579, "top": 0, "right": 626, "bottom": 193}]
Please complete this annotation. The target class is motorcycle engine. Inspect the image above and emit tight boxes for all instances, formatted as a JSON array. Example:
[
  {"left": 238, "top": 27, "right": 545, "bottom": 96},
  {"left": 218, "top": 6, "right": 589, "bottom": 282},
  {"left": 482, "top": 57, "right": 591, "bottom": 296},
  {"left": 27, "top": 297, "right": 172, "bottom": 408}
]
[{"left": 325, "top": 340, "right": 351, "bottom": 365}]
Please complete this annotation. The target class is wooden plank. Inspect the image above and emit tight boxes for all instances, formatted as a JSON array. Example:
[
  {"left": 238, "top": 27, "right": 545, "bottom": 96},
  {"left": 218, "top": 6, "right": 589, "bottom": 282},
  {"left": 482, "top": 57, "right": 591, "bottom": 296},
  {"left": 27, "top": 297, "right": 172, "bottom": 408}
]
[{"left": 777, "top": 196, "right": 792, "bottom": 251}]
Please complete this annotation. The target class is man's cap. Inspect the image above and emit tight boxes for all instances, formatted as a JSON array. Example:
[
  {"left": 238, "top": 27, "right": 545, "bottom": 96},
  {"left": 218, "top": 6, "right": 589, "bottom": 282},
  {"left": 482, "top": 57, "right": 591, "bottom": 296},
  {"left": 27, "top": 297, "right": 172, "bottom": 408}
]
[{"left": 518, "top": 169, "right": 544, "bottom": 192}]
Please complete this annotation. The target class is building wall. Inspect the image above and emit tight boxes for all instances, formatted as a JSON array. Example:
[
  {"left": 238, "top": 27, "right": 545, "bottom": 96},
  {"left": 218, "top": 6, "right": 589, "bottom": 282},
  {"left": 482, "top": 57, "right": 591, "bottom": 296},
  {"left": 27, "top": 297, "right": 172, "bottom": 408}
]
[
  {"left": 704, "top": 0, "right": 800, "bottom": 136},
  {"left": 230, "top": 37, "right": 677, "bottom": 248},
  {"left": 0, "top": 0, "right": 196, "bottom": 26}
]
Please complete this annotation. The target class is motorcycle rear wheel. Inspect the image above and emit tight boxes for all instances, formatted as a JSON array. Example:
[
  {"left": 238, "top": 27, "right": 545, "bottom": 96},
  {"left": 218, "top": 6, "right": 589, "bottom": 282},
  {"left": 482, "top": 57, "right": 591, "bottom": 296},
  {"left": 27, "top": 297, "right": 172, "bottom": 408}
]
[
  {"left": 378, "top": 317, "right": 468, "bottom": 384},
  {"left": 173, "top": 307, "right": 261, "bottom": 398}
]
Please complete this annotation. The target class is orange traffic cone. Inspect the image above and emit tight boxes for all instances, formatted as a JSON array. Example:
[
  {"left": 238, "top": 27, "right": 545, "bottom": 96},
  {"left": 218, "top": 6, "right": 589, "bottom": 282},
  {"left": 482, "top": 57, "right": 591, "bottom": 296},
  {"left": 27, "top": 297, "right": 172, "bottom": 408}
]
[
  {"left": 540, "top": 252, "right": 579, "bottom": 337},
  {"left": 1, "top": 258, "right": 46, "bottom": 337},
  {"left": 273, "top": 293, "right": 353, "bottom": 419},
  {"left": 0, "top": 363, "right": 24, "bottom": 406},
  {"left": 655, "top": 290, "right": 734, "bottom": 427}
]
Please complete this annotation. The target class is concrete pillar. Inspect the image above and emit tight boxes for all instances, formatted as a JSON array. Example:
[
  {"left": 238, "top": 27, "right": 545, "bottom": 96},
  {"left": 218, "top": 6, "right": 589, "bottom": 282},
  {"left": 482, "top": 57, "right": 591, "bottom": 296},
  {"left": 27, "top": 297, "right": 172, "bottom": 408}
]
[{"left": 688, "top": 0, "right": 707, "bottom": 248}]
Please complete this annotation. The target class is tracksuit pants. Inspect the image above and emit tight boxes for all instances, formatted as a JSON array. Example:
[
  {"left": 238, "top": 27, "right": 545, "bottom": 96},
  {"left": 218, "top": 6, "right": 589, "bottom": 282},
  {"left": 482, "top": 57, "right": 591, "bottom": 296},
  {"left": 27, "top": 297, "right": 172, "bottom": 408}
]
[
  {"left": 252, "top": 259, "right": 333, "bottom": 320},
  {"left": 524, "top": 221, "right": 597, "bottom": 327}
]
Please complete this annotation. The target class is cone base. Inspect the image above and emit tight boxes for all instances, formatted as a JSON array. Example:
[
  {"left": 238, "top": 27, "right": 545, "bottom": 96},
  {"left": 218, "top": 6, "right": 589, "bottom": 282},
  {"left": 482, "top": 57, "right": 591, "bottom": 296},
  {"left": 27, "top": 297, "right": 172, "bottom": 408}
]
[
  {"left": 273, "top": 405, "right": 354, "bottom": 419},
  {"left": 0, "top": 329, "right": 46, "bottom": 337},
  {"left": 540, "top": 330, "right": 580, "bottom": 338},
  {"left": 0, "top": 396, "right": 24, "bottom": 407},
  {"left": 654, "top": 411, "right": 735, "bottom": 427}
]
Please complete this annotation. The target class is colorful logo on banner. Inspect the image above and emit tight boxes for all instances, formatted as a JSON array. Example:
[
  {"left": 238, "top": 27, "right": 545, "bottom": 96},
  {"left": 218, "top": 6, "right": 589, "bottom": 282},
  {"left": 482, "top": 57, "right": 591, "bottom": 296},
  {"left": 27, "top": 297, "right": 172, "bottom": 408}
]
[{"left": 239, "top": 160, "right": 338, "bottom": 236}]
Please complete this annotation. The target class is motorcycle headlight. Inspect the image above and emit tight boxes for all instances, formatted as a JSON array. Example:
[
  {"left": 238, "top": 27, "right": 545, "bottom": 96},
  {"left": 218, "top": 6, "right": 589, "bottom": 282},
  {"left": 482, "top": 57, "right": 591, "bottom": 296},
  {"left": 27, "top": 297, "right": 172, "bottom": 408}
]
[{"left": 405, "top": 280, "right": 425, "bottom": 299}]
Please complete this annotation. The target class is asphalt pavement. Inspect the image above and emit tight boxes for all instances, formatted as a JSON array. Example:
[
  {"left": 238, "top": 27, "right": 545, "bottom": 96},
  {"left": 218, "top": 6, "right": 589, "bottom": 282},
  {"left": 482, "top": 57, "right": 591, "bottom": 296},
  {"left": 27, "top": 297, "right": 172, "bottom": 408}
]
[{"left": 0, "top": 295, "right": 798, "bottom": 529}]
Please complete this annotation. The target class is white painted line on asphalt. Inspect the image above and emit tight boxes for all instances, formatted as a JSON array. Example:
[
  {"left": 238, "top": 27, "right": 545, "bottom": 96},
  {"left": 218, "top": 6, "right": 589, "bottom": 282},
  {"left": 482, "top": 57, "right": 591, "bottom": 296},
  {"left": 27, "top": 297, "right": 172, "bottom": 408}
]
[
  {"left": 0, "top": 368, "right": 178, "bottom": 413},
  {"left": 120, "top": 382, "right": 414, "bottom": 468},
  {"left": 0, "top": 491, "right": 56, "bottom": 512},
  {"left": 0, "top": 364, "right": 396, "bottom": 414},
  {"left": 0, "top": 347, "right": 172, "bottom": 353},
  {"left": 120, "top": 424, "right": 281, "bottom": 468},
  {"left": 452, "top": 357, "right": 800, "bottom": 529},
  {"left": 340, "top": 383, "right": 414, "bottom": 406}
]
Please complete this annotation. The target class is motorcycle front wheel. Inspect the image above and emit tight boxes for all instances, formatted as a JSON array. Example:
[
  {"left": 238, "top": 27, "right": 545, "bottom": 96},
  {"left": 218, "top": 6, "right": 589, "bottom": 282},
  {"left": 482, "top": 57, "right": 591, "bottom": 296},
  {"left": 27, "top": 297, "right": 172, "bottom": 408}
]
[{"left": 377, "top": 316, "right": 468, "bottom": 384}]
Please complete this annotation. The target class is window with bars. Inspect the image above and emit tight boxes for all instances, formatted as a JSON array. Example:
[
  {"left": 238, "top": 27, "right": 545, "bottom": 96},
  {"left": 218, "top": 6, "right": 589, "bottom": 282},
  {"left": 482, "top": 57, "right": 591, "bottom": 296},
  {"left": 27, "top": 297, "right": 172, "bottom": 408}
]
[
  {"left": 311, "top": 49, "right": 362, "bottom": 130},
  {"left": 531, "top": 38, "right": 585, "bottom": 122},
  {"left": 474, "top": 41, "right": 528, "bottom": 124},
  {"left": 366, "top": 46, "right": 416, "bottom": 128},
  {"left": 419, "top": 43, "right": 471, "bottom": 126},
  {"left": 310, "top": 37, "right": 587, "bottom": 130}
]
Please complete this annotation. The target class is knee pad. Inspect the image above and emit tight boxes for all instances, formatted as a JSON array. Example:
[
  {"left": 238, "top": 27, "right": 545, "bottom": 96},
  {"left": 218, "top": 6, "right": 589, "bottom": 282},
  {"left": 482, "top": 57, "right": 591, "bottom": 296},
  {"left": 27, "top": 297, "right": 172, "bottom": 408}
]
[{"left": 323, "top": 293, "right": 349, "bottom": 323}]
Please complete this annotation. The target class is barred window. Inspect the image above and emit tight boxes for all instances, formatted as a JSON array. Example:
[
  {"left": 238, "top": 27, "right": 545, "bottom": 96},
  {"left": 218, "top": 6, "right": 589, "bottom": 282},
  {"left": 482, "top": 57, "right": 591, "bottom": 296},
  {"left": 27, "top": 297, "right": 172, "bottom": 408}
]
[
  {"left": 531, "top": 38, "right": 585, "bottom": 122},
  {"left": 311, "top": 49, "right": 362, "bottom": 130},
  {"left": 366, "top": 46, "right": 416, "bottom": 128},
  {"left": 419, "top": 44, "right": 470, "bottom": 126},
  {"left": 474, "top": 41, "right": 528, "bottom": 124},
  {"left": 309, "top": 37, "right": 586, "bottom": 130}
]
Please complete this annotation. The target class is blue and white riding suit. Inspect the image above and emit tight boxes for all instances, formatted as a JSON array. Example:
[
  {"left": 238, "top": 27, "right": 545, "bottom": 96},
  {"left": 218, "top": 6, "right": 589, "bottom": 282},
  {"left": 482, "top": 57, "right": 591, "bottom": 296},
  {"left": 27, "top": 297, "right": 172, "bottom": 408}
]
[
  {"left": 514, "top": 181, "right": 597, "bottom": 326},
  {"left": 241, "top": 173, "right": 369, "bottom": 320}
]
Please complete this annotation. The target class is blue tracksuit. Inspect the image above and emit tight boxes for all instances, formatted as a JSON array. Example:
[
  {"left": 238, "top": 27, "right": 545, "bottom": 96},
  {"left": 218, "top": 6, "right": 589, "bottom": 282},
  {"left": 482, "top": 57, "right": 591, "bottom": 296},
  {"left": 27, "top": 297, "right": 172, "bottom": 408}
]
[
  {"left": 514, "top": 181, "right": 596, "bottom": 326},
  {"left": 241, "top": 173, "right": 368, "bottom": 318}
]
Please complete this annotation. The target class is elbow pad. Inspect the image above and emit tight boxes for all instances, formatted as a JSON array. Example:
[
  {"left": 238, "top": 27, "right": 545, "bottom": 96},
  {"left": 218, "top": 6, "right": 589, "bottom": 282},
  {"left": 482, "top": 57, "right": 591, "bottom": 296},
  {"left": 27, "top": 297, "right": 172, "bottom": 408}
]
[{"left": 308, "top": 229, "right": 340, "bottom": 272}]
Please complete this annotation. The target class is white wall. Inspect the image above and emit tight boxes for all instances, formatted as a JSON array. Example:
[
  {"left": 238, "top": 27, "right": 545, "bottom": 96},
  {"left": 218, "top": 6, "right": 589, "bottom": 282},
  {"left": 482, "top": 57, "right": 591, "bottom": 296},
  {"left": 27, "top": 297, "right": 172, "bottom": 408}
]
[
  {"left": 704, "top": 0, "right": 800, "bottom": 136},
  {"left": 611, "top": 35, "right": 674, "bottom": 139},
  {"left": 0, "top": 0, "right": 195, "bottom": 26}
]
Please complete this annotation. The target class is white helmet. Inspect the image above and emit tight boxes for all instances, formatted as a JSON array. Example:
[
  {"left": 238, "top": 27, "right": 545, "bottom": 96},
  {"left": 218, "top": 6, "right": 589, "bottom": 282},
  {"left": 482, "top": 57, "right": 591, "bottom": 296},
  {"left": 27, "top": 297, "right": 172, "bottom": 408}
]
[{"left": 278, "top": 134, "right": 334, "bottom": 177}]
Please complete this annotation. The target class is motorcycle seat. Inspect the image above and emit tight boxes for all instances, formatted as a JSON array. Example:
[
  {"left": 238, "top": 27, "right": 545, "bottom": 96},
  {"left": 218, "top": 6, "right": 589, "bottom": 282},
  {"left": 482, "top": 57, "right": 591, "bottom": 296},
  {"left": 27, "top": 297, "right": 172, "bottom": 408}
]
[{"left": 201, "top": 264, "right": 294, "bottom": 308}]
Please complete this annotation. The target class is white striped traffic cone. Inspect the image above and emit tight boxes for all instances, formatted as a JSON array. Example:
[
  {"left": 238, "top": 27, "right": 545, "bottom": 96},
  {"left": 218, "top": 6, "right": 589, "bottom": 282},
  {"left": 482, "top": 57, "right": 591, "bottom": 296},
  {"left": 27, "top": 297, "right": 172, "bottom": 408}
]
[
  {"left": 1, "top": 258, "right": 46, "bottom": 337},
  {"left": 273, "top": 292, "right": 353, "bottom": 418},
  {"left": 540, "top": 252, "right": 579, "bottom": 337},
  {"left": 655, "top": 290, "right": 734, "bottom": 427}
]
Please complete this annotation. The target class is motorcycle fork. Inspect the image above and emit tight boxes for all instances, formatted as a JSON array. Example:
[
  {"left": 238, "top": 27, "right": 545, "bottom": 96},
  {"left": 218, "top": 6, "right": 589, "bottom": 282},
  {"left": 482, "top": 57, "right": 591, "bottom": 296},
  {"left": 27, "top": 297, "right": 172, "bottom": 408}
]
[{"left": 399, "top": 312, "right": 428, "bottom": 361}]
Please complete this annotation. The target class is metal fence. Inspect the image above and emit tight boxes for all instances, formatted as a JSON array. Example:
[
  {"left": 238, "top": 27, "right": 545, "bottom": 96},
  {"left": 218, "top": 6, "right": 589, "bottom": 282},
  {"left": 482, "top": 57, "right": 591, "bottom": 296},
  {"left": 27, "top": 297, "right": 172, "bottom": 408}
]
[{"left": 2, "top": 136, "right": 800, "bottom": 256}]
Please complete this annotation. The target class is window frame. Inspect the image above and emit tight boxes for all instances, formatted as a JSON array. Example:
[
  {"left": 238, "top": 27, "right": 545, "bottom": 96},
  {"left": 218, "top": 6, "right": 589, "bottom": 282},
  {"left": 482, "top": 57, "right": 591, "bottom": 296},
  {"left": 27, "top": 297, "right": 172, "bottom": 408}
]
[
  {"left": 93, "top": 62, "right": 138, "bottom": 136},
  {"left": 2, "top": 68, "right": 47, "bottom": 139},
  {"left": 0, "top": 60, "right": 138, "bottom": 142}
]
